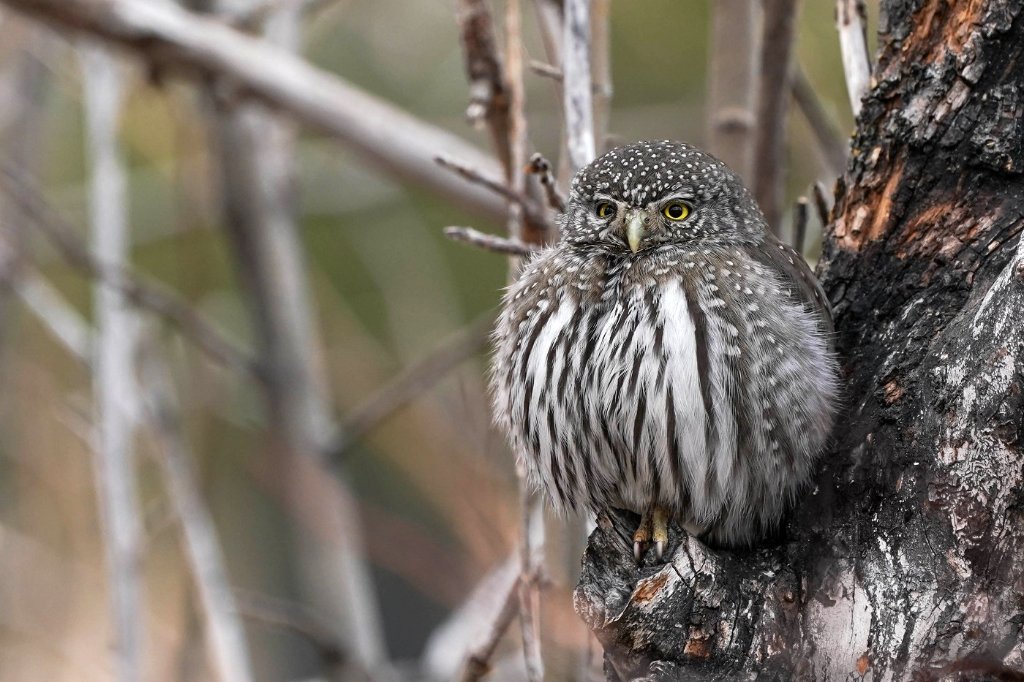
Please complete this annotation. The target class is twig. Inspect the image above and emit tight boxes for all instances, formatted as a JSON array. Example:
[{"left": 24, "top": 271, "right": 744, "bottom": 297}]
[
  {"left": 706, "top": 0, "right": 759, "bottom": 183},
  {"left": 461, "top": 573, "right": 522, "bottom": 682},
  {"left": 434, "top": 154, "right": 536, "bottom": 213},
  {"left": 139, "top": 340, "right": 255, "bottom": 682},
  {"left": 528, "top": 59, "right": 563, "bottom": 81},
  {"left": 434, "top": 153, "right": 552, "bottom": 236},
  {"left": 14, "top": 267, "right": 92, "bottom": 363},
  {"left": 506, "top": 4, "right": 544, "bottom": 678},
  {"left": 527, "top": 154, "right": 566, "bottom": 213},
  {"left": 792, "top": 196, "right": 809, "bottom": 254},
  {"left": 791, "top": 65, "right": 848, "bottom": 180},
  {"left": 527, "top": 60, "right": 610, "bottom": 95},
  {"left": 420, "top": 553, "right": 519, "bottom": 680},
  {"left": 562, "top": 0, "right": 595, "bottom": 173},
  {"left": 234, "top": 590, "right": 347, "bottom": 668},
  {"left": 0, "top": 0, "right": 509, "bottom": 223},
  {"left": 80, "top": 43, "right": 144, "bottom": 682},
  {"left": 0, "top": 165, "right": 258, "bottom": 379},
  {"left": 330, "top": 313, "right": 493, "bottom": 459},
  {"left": 530, "top": 0, "right": 564, "bottom": 70},
  {"left": 444, "top": 227, "right": 539, "bottom": 256},
  {"left": 812, "top": 181, "right": 832, "bottom": 228},
  {"left": 836, "top": 0, "right": 872, "bottom": 118},
  {"left": 517, "top": 491, "right": 545, "bottom": 682},
  {"left": 753, "top": 0, "right": 800, "bottom": 234}
]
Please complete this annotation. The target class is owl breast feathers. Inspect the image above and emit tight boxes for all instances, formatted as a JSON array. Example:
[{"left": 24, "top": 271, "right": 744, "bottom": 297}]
[{"left": 490, "top": 140, "right": 840, "bottom": 548}]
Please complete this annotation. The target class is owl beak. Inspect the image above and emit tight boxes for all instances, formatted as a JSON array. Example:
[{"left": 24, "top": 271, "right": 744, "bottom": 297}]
[{"left": 626, "top": 212, "right": 645, "bottom": 253}]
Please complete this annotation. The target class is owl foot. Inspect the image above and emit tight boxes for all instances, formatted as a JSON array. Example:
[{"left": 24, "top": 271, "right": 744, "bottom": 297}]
[
  {"left": 632, "top": 508, "right": 653, "bottom": 561},
  {"left": 632, "top": 506, "right": 670, "bottom": 561}
]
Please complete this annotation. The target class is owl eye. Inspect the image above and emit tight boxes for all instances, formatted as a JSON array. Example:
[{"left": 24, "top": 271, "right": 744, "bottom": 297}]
[
  {"left": 595, "top": 202, "right": 616, "bottom": 219},
  {"left": 663, "top": 202, "right": 691, "bottom": 221}
]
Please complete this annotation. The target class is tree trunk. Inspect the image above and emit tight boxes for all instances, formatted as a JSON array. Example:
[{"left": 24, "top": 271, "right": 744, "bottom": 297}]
[{"left": 574, "top": 1, "right": 1024, "bottom": 679}]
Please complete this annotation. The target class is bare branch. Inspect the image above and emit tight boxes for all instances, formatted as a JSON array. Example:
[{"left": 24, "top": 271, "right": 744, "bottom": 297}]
[
  {"left": 81, "top": 43, "right": 144, "bottom": 682},
  {"left": 530, "top": 0, "right": 564, "bottom": 70},
  {"left": 0, "top": 165, "right": 258, "bottom": 378},
  {"left": 435, "top": 153, "right": 523, "bottom": 203},
  {"left": 139, "top": 341, "right": 255, "bottom": 682},
  {"left": 330, "top": 313, "right": 493, "bottom": 459},
  {"left": 14, "top": 266, "right": 92, "bottom": 363},
  {"left": 444, "top": 227, "right": 539, "bottom": 256},
  {"left": 455, "top": 0, "right": 512, "bottom": 176},
  {"left": 791, "top": 65, "right": 848, "bottom": 180},
  {"left": 562, "top": 0, "right": 595, "bottom": 172},
  {"left": 0, "top": 0, "right": 509, "bottom": 223},
  {"left": 706, "top": 0, "right": 760, "bottom": 184},
  {"left": 753, "top": 0, "right": 800, "bottom": 234},
  {"left": 505, "top": 0, "right": 532, "bottom": 250},
  {"left": 836, "top": 0, "right": 872, "bottom": 117},
  {"left": 459, "top": 563, "right": 521, "bottom": 682},
  {"left": 528, "top": 59, "right": 563, "bottom": 81},
  {"left": 527, "top": 153, "right": 566, "bottom": 213},
  {"left": 517, "top": 491, "right": 545, "bottom": 682}
]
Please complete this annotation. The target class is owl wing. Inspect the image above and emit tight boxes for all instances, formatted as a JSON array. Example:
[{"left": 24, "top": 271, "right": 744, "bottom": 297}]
[{"left": 748, "top": 234, "right": 834, "bottom": 333}]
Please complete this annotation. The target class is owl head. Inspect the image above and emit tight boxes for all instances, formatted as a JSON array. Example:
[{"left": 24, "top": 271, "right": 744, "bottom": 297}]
[{"left": 562, "top": 140, "right": 767, "bottom": 253}]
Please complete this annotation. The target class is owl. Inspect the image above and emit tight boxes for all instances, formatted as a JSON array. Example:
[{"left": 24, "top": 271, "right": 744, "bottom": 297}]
[{"left": 490, "top": 140, "right": 839, "bottom": 559}]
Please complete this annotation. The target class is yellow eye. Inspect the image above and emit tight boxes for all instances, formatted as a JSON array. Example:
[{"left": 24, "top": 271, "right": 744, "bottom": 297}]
[
  {"left": 595, "top": 202, "right": 616, "bottom": 219},
  {"left": 663, "top": 202, "right": 690, "bottom": 221}
]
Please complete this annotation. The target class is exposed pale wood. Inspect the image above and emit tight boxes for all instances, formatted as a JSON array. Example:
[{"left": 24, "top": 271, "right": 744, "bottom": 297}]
[{"left": 836, "top": 0, "right": 871, "bottom": 117}]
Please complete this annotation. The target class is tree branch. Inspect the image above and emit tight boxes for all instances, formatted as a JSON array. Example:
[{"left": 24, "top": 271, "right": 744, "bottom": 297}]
[
  {"left": 81, "top": 43, "right": 144, "bottom": 682},
  {"left": 791, "top": 65, "right": 849, "bottom": 180},
  {"left": 329, "top": 313, "right": 493, "bottom": 459},
  {"left": 139, "top": 340, "right": 255, "bottom": 682},
  {"left": 0, "top": 0, "right": 510, "bottom": 223},
  {"left": 444, "top": 227, "right": 540, "bottom": 256}
]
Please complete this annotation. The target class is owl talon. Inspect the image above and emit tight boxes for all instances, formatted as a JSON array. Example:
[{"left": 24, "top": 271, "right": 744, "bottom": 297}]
[
  {"left": 652, "top": 506, "right": 669, "bottom": 561},
  {"left": 632, "top": 509, "right": 653, "bottom": 562}
]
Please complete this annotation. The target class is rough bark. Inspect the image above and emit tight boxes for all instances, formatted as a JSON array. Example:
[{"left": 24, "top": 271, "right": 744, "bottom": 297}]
[{"left": 574, "top": 1, "right": 1024, "bottom": 680}]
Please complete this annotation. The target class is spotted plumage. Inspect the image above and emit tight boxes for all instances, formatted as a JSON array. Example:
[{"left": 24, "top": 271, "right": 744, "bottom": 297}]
[{"left": 491, "top": 140, "right": 839, "bottom": 550}]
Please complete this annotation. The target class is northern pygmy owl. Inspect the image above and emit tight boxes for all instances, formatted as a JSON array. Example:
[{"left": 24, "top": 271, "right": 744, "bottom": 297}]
[{"left": 491, "top": 140, "right": 839, "bottom": 558}]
